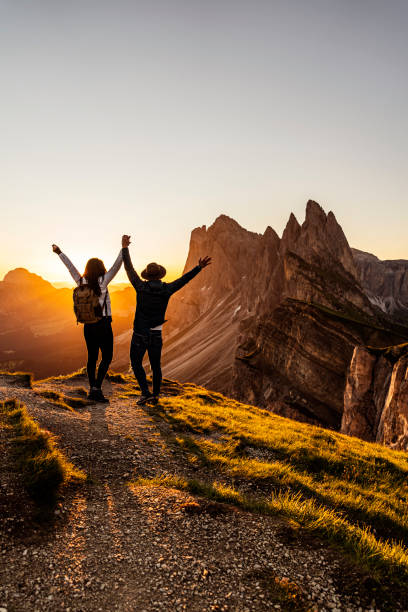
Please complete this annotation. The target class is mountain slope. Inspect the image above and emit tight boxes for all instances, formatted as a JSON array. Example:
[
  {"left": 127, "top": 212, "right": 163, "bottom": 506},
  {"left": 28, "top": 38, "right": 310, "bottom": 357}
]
[{"left": 1, "top": 371, "right": 408, "bottom": 610}]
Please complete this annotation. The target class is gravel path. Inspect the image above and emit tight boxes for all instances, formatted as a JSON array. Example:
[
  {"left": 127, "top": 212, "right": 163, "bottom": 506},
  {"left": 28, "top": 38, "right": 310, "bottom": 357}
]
[{"left": 0, "top": 376, "right": 397, "bottom": 611}]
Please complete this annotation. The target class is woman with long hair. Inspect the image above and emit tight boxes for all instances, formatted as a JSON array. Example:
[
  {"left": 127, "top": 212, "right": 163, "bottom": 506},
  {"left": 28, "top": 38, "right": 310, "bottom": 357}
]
[{"left": 52, "top": 239, "right": 124, "bottom": 402}]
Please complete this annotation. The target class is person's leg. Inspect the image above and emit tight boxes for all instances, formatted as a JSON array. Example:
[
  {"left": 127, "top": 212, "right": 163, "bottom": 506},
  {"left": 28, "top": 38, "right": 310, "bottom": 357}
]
[
  {"left": 130, "top": 333, "right": 150, "bottom": 396},
  {"left": 147, "top": 332, "right": 163, "bottom": 397},
  {"left": 95, "top": 319, "right": 113, "bottom": 388},
  {"left": 83, "top": 323, "right": 99, "bottom": 389}
]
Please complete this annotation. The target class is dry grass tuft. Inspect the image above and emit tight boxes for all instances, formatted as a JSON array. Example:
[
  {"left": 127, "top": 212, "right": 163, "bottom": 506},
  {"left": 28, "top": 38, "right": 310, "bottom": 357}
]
[
  {"left": 35, "top": 389, "right": 89, "bottom": 411},
  {"left": 1, "top": 398, "right": 85, "bottom": 512}
]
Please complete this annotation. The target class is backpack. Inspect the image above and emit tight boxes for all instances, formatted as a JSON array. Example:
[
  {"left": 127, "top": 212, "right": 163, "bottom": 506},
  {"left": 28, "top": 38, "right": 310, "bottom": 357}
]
[{"left": 73, "top": 280, "right": 107, "bottom": 324}]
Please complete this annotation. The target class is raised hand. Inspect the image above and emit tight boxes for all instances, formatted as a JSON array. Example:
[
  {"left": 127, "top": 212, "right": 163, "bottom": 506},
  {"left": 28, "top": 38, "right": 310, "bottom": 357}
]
[
  {"left": 52, "top": 244, "right": 62, "bottom": 254},
  {"left": 198, "top": 256, "right": 212, "bottom": 269},
  {"left": 122, "top": 235, "right": 131, "bottom": 248}
]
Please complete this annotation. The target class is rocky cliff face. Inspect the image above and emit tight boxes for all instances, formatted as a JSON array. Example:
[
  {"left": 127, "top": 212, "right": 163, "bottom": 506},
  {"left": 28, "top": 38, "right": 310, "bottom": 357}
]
[
  {"left": 162, "top": 215, "right": 272, "bottom": 392},
  {"left": 163, "top": 201, "right": 408, "bottom": 431},
  {"left": 352, "top": 249, "right": 408, "bottom": 321},
  {"left": 342, "top": 344, "right": 408, "bottom": 451},
  {"left": 232, "top": 202, "right": 405, "bottom": 429}
]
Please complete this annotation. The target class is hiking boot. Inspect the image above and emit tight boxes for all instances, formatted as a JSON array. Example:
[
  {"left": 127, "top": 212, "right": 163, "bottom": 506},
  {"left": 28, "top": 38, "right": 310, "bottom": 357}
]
[
  {"left": 151, "top": 395, "right": 160, "bottom": 405},
  {"left": 137, "top": 394, "right": 153, "bottom": 405},
  {"left": 87, "top": 389, "right": 99, "bottom": 401},
  {"left": 92, "top": 388, "right": 109, "bottom": 403}
]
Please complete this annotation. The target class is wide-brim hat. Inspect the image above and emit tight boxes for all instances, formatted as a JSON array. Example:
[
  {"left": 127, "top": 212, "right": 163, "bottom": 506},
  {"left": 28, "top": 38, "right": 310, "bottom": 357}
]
[{"left": 141, "top": 262, "right": 167, "bottom": 280}]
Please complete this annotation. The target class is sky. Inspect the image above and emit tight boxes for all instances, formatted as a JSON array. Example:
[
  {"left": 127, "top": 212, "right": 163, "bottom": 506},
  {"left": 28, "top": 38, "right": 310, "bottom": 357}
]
[{"left": 1, "top": 0, "right": 407, "bottom": 283}]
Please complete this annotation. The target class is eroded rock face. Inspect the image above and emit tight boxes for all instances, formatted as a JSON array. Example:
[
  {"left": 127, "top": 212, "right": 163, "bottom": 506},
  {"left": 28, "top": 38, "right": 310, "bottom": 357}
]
[
  {"left": 342, "top": 344, "right": 408, "bottom": 451},
  {"left": 377, "top": 352, "right": 408, "bottom": 450},
  {"left": 352, "top": 248, "right": 408, "bottom": 321},
  {"left": 163, "top": 200, "right": 408, "bottom": 436},
  {"left": 341, "top": 347, "right": 380, "bottom": 441}
]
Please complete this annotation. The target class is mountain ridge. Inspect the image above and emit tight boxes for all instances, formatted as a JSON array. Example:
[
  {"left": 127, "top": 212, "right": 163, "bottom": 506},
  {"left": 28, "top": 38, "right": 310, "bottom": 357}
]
[{"left": 162, "top": 200, "right": 408, "bottom": 433}]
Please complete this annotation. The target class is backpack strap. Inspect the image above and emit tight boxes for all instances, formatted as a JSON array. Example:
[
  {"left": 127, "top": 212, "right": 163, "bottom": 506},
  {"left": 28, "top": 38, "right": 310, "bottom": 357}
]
[{"left": 102, "top": 290, "right": 108, "bottom": 316}]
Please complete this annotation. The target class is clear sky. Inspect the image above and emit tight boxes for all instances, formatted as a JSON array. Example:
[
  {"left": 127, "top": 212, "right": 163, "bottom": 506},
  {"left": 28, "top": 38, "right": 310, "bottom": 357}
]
[{"left": 1, "top": 0, "right": 407, "bottom": 282}]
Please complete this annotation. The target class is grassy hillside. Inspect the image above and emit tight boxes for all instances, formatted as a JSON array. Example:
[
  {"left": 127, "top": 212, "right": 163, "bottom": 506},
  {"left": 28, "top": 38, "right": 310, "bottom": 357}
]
[
  {"left": 0, "top": 398, "right": 86, "bottom": 513},
  {"left": 129, "top": 379, "right": 408, "bottom": 593}
]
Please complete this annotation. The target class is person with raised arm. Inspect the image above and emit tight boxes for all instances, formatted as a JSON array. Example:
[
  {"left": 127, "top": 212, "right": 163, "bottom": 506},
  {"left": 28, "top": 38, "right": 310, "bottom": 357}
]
[
  {"left": 52, "top": 240, "right": 124, "bottom": 402},
  {"left": 121, "top": 234, "right": 211, "bottom": 404}
]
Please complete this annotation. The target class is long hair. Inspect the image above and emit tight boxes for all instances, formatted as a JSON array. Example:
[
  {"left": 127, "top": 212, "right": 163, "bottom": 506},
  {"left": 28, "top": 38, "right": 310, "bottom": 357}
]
[{"left": 83, "top": 258, "right": 106, "bottom": 297}]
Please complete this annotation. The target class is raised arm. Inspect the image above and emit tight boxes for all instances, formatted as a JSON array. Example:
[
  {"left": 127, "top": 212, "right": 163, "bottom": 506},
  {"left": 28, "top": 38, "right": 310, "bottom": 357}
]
[
  {"left": 102, "top": 250, "right": 123, "bottom": 287},
  {"left": 167, "top": 256, "right": 212, "bottom": 295},
  {"left": 52, "top": 244, "right": 82, "bottom": 285},
  {"left": 121, "top": 235, "right": 143, "bottom": 290}
]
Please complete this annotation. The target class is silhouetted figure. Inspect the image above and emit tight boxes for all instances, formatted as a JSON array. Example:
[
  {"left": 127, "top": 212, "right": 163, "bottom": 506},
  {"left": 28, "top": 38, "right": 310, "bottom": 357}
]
[
  {"left": 122, "top": 235, "right": 211, "bottom": 403},
  {"left": 52, "top": 241, "right": 124, "bottom": 402}
]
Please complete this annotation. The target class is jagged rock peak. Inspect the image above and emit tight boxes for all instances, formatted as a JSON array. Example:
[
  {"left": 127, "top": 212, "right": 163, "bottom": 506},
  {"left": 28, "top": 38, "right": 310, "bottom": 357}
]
[
  {"left": 263, "top": 225, "right": 280, "bottom": 241},
  {"left": 305, "top": 199, "right": 327, "bottom": 224},
  {"left": 281, "top": 212, "right": 301, "bottom": 250},
  {"left": 209, "top": 214, "right": 260, "bottom": 237}
]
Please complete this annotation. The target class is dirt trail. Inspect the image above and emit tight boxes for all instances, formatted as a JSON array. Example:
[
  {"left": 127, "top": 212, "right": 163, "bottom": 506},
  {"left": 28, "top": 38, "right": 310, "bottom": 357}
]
[{"left": 0, "top": 376, "right": 387, "bottom": 611}]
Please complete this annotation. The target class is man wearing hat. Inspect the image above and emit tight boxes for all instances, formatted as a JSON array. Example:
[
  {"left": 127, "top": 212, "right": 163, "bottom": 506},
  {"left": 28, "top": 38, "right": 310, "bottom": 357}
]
[{"left": 121, "top": 235, "right": 211, "bottom": 403}]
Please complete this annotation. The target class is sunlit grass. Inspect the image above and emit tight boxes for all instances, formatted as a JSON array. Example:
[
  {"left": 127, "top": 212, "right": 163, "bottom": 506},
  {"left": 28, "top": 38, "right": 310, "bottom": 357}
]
[
  {"left": 38, "top": 367, "right": 88, "bottom": 383},
  {"left": 133, "top": 383, "right": 408, "bottom": 585},
  {"left": 1, "top": 399, "right": 85, "bottom": 511},
  {"left": 35, "top": 388, "right": 89, "bottom": 411}
]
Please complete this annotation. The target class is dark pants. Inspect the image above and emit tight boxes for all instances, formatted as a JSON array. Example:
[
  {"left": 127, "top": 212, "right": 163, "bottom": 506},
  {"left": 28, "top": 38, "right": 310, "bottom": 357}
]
[
  {"left": 83, "top": 317, "right": 113, "bottom": 388},
  {"left": 130, "top": 330, "right": 163, "bottom": 396}
]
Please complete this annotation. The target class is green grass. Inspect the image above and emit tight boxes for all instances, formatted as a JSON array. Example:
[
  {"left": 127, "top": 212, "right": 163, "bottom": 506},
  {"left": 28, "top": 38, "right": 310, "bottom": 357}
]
[
  {"left": 132, "top": 383, "right": 408, "bottom": 587},
  {"left": 0, "top": 399, "right": 85, "bottom": 511}
]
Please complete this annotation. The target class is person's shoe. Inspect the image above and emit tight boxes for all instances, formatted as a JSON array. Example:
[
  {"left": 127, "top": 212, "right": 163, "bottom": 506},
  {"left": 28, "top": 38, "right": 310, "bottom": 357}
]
[
  {"left": 93, "top": 388, "right": 109, "bottom": 403},
  {"left": 87, "top": 388, "right": 99, "bottom": 401},
  {"left": 137, "top": 394, "right": 153, "bottom": 405},
  {"left": 151, "top": 395, "right": 160, "bottom": 405}
]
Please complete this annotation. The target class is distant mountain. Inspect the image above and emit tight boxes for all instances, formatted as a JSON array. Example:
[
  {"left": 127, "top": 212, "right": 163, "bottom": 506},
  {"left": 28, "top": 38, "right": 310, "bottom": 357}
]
[
  {"left": 0, "top": 268, "right": 134, "bottom": 378},
  {"left": 158, "top": 201, "right": 408, "bottom": 431},
  {"left": 352, "top": 248, "right": 408, "bottom": 321}
]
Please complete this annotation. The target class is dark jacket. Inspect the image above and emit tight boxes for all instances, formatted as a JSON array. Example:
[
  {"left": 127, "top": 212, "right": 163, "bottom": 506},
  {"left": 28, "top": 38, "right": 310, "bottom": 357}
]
[{"left": 122, "top": 248, "right": 201, "bottom": 333}]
